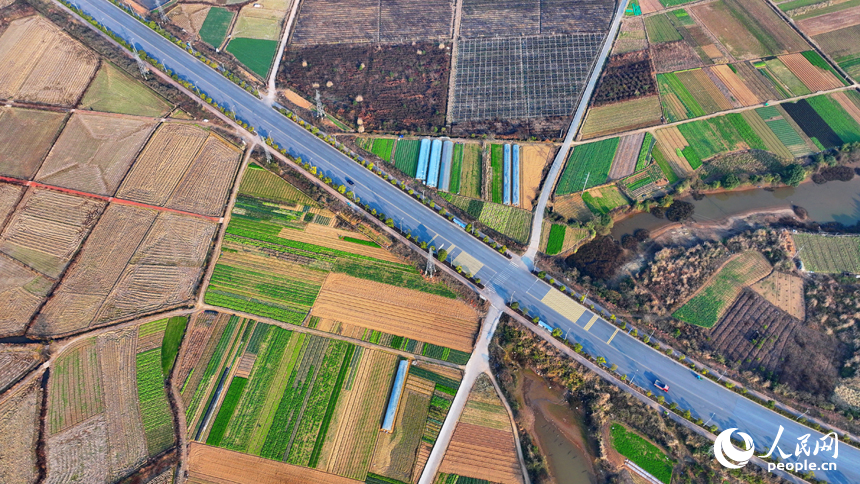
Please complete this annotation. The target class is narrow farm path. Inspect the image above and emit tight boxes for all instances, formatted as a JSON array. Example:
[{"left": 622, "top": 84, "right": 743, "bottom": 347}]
[
  {"left": 417, "top": 302, "right": 504, "bottom": 484},
  {"left": 523, "top": 0, "right": 629, "bottom": 266},
  {"left": 265, "top": 0, "right": 302, "bottom": 105}
]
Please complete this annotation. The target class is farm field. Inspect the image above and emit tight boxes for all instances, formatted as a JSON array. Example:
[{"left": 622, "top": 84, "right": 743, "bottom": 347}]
[
  {"left": 206, "top": 191, "right": 459, "bottom": 324},
  {"left": 782, "top": 96, "right": 860, "bottom": 148},
  {"left": 199, "top": 7, "right": 233, "bottom": 48},
  {"left": 35, "top": 113, "right": 157, "bottom": 196},
  {"left": 441, "top": 193, "right": 532, "bottom": 243},
  {"left": 0, "top": 15, "right": 98, "bottom": 107},
  {"left": 391, "top": 139, "right": 420, "bottom": 177},
  {"left": 437, "top": 374, "right": 524, "bottom": 484},
  {"left": 238, "top": 164, "right": 317, "bottom": 206},
  {"left": 580, "top": 96, "right": 662, "bottom": 139},
  {"left": 490, "top": 144, "right": 504, "bottom": 204},
  {"left": 167, "top": 3, "right": 211, "bottom": 40},
  {"left": 592, "top": 50, "right": 657, "bottom": 107},
  {"left": 610, "top": 423, "right": 675, "bottom": 484},
  {"left": 608, "top": 132, "right": 646, "bottom": 180},
  {"left": 44, "top": 320, "right": 177, "bottom": 482},
  {"left": 674, "top": 251, "right": 773, "bottom": 327},
  {"left": 0, "top": 374, "right": 42, "bottom": 484},
  {"left": 757, "top": 106, "right": 814, "bottom": 157},
  {"left": 612, "top": 17, "right": 647, "bottom": 54},
  {"left": 0, "top": 344, "right": 43, "bottom": 394},
  {"left": 520, "top": 144, "right": 553, "bottom": 210},
  {"left": 183, "top": 317, "right": 401, "bottom": 481},
  {"left": 555, "top": 138, "right": 619, "bottom": 195},
  {"left": 551, "top": 193, "right": 594, "bottom": 222},
  {"left": 79, "top": 62, "right": 172, "bottom": 117},
  {"left": 0, "top": 188, "right": 105, "bottom": 279},
  {"left": 0, "top": 107, "right": 66, "bottom": 180},
  {"left": 227, "top": 38, "right": 279, "bottom": 78},
  {"left": 0, "top": 250, "right": 52, "bottom": 338},
  {"left": 233, "top": 2, "right": 286, "bottom": 42},
  {"left": 812, "top": 25, "right": 860, "bottom": 79},
  {"left": 31, "top": 206, "right": 216, "bottom": 338},
  {"left": 581, "top": 185, "right": 629, "bottom": 215},
  {"left": 792, "top": 234, "right": 860, "bottom": 273},
  {"left": 543, "top": 223, "right": 566, "bottom": 256},
  {"left": 540, "top": 223, "right": 590, "bottom": 256},
  {"left": 750, "top": 271, "right": 805, "bottom": 320},
  {"left": 656, "top": 72, "right": 706, "bottom": 122},
  {"left": 675, "top": 113, "right": 768, "bottom": 164},
  {"left": 652, "top": 127, "right": 694, "bottom": 177},
  {"left": 459, "top": 143, "right": 483, "bottom": 199}
]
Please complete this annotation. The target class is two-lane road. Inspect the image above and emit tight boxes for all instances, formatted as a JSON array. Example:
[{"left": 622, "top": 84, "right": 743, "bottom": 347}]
[{"left": 69, "top": 0, "right": 859, "bottom": 480}]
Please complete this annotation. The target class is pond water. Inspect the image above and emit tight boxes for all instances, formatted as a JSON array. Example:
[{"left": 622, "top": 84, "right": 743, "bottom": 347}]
[{"left": 612, "top": 177, "right": 860, "bottom": 239}]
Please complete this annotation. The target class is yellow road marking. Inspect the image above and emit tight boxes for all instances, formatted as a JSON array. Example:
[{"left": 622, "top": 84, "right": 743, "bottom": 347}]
[
  {"left": 606, "top": 328, "right": 619, "bottom": 345},
  {"left": 583, "top": 315, "right": 598, "bottom": 331},
  {"left": 540, "top": 290, "right": 586, "bottom": 321}
]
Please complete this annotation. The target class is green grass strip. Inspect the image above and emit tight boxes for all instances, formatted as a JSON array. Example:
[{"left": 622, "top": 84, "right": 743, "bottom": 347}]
[
  {"left": 207, "top": 377, "right": 248, "bottom": 447},
  {"left": 308, "top": 344, "right": 355, "bottom": 467},
  {"left": 200, "top": 7, "right": 233, "bottom": 48},
  {"left": 490, "top": 144, "right": 504, "bottom": 203},
  {"left": 449, "top": 143, "right": 464, "bottom": 194},
  {"left": 161, "top": 316, "right": 188, "bottom": 376},
  {"left": 610, "top": 423, "right": 675, "bottom": 484},
  {"left": 341, "top": 236, "right": 380, "bottom": 247}
]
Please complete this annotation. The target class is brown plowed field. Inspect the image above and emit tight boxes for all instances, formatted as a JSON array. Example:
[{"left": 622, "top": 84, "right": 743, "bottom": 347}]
[
  {"left": 639, "top": 0, "right": 662, "bottom": 14},
  {"left": 438, "top": 423, "right": 522, "bottom": 483},
  {"left": 36, "top": 113, "right": 157, "bottom": 196},
  {"left": 0, "top": 343, "right": 42, "bottom": 394},
  {"left": 0, "top": 107, "right": 67, "bottom": 180},
  {"left": 117, "top": 123, "right": 208, "bottom": 207},
  {"left": 797, "top": 5, "right": 860, "bottom": 36},
  {"left": 166, "top": 134, "right": 243, "bottom": 217},
  {"left": 0, "top": 254, "right": 50, "bottom": 337},
  {"left": 710, "top": 65, "right": 760, "bottom": 106},
  {"left": 0, "top": 16, "right": 97, "bottom": 107},
  {"left": 0, "top": 183, "right": 24, "bottom": 228},
  {"left": 168, "top": 4, "right": 211, "bottom": 38},
  {"left": 552, "top": 193, "right": 593, "bottom": 221},
  {"left": 128, "top": 211, "right": 216, "bottom": 267},
  {"left": 608, "top": 132, "right": 645, "bottom": 180},
  {"left": 277, "top": 224, "right": 402, "bottom": 263},
  {"left": 178, "top": 312, "right": 230, "bottom": 405},
  {"left": 188, "top": 443, "right": 363, "bottom": 484},
  {"left": 411, "top": 442, "right": 433, "bottom": 483},
  {"left": 520, "top": 144, "right": 553, "bottom": 210},
  {"left": 750, "top": 271, "right": 805, "bottom": 320},
  {"left": 0, "top": 188, "right": 106, "bottom": 279},
  {"left": 779, "top": 53, "right": 843, "bottom": 92},
  {"left": 46, "top": 414, "right": 109, "bottom": 483},
  {"left": 312, "top": 273, "right": 479, "bottom": 353},
  {"left": 0, "top": 374, "right": 42, "bottom": 484}
]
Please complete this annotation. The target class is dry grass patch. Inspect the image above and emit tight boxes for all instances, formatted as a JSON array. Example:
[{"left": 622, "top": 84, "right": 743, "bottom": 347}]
[
  {"left": 47, "top": 338, "right": 103, "bottom": 434},
  {"left": 0, "top": 254, "right": 52, "bottom": 337},
  {"left": 438, "top": 374, "right": 523, "bottom": 484},
  {"left": 0, "top": 188, "right": 105, "bottom": 278},
  {"left": 0, "top": 16, "right": 98, "bottom": 106},
  {"left": 0, "top": 107, "right": 66, "bottom": 180},
  {"left": 312, "top": 273, "right": 479, "bottom": 353},
  {"left": 710, "top": 65, "right": 760, "bottom": 106},
  {"left": 36, "top": 113, "right": 157, "bottom": 196},
  {"left": 188, "top": 443, "right": 363, "bottom": 484},
  {"left": 0, "top": 343, "right": 42, "bottom": 395},
  {"left": 580, "top": 96, "right": 662, "bottom": 139},
  {"left": 168, "top": 3, "right": 211, "bottom": 37},
  {"left": 117, "top": 123, "right": 208, "bottom": 207},
  {"left": 796, "top": 5, "right": 860, "bottom": 36},
  {"left": 46, "top": 414, "right": 109, "bottom": 484},
  {"left": 0, "top": 374, "right": 42, "bottom": 484},
  {"left": 165, "top": 134, "right": 243, "bottom": 216},
  {"left": 551, "top": 193, "right": 593, "bottom": 222},
  {"left": 520, "top": 144, "right": 554, "bottom": 210},
  {"left": 0, "top": 183, "right": 24, "bottom": 227},
  {"left": 751, "top": 271, "right": 805, "bottom": 320}
]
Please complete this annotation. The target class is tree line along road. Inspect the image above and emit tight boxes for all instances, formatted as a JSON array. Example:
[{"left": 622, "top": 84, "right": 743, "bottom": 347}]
[{"left": 65, "top": 0, "right": 860, "bottom": 481}]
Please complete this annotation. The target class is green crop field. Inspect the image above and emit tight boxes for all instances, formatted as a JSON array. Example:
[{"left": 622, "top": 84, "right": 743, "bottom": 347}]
[
  {"left": 207, "top": 376, "right": 248, "bottom": 446},
  {"left": 674, "top": 251, "right": 772, "bottom": 327},
  {"left": 442, "top": 194, "right": 532, "bottom": 243},
  {"left": 459, "top": 144, "right": 482, "bottom": 199},
  {"left": 185, "top": 316, "right": 239, "bottom": 425},
  {"left": 490, "top": 144, "right": 504, "bottom": 203},
  {"left": 393, "top": 139, "right": 421, "bottom": 177},
  {"left": 545, "top": 224, "right": 566, "bottom": 255},
  {"left": 449, "top": 143, "right": 464, "bottom": 194},
  {"left": 660, "top": 0, "right": 697, "bottom": 6},
  {"left": 371, "top": 138, "right": 395, "bottom": 162},
  {"left": 162, "top": 316, "right": 188, "bottom": 375},
  {"left": 610, "top": 423, "right": 675, "bottom": 484},
  {"left": 581, "top": 186, "right": 629, "bottom": 215},
  {"left": 200, "top": 7, "right": 234, "bottom": 48},
  {"left": 239, "top": 165, "right": 317, "bottom": 206},
  {"left": 765, "top": 59, "right": 810, "bottom": 97},
  {"left": 79, "top": 62, "right": 172, "bottom": 117},
  {"left": 807, "top": 95, "right": 860, "bottom": 144},
  {"left": 793, "top": 234, "right": 860, "bottom": 273},
  {"left": 657, "top": 73, "right": 706, "bottom": 121},
  {"left": 635, "top": 133, "right": 654, "bottom": 172},
  {"left": 644, "top": 14, "right": 682, "bottom": 43},
  {"left": 677, "top": 113, "right": 765, "bottom": 163},
  {"left": 556, "top": 138, "right": 620, "bottom": 195},
  {"left": 670, "top": 8, "right": 695, "bottom": 25},
  {"left": 652, "top": 145, "right": 679, "bottom": 183},
  {"left": 136, "top": 348, "right": 174, "bottom": 454},
  {"left": 227, "top": 38, "right": 279, "bottom": 78}
]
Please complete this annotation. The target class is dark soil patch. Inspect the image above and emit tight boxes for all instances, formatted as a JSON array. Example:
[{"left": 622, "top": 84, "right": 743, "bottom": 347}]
[
  {"left": 781, "top": 99, "right": 842, "bottom": 149},
  {"left": 592, "top": 50, "right": 657, "bottom": 106}
]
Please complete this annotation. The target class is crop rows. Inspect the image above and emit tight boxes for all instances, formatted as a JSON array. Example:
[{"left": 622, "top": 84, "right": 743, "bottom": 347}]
[
  {"left": 371, "top": 139, "right": 395, "bottom": 163},
  {"left": 545, "top": 224, "right": 566, "bottom": 255},
  {"left": 556, "top": 137, "right": 619, "bottom": 195},
  {"left": 793, "top": 234, "right": 860, "bottom": 273},
  {"left": 610, "top": 423, "right": 674, "bottom": 484},
  {"left": 490, "top": 144, "right": 503, "bottom": 203},
  {"left": 449, "top": 144, "right": 464, "bottom": 194},
  {"left": 807, "top": 95, "right": 860, "bottom": 145},
  {"left": 392, "top": 140, "right": 420, "bottom": 177},
  {"left": 186, "top": 317, "right": 239, "bottom": 425},
  {"left": 135, "top": 348, "right": 174, "bottom": 454}
]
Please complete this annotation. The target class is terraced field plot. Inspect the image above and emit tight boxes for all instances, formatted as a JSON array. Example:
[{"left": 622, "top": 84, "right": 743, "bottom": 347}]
[
  {"left": 0, "top": 15, "right": 98, "bottom": 107},
  {"left": 674, "top": 251, "right": 772, "bottom": 327},
  {"left": 44, "top": 321, "right": 177, "bottom": 482},
  {"left": 793, "top": 234, "right": 860, "bottom": 273},
  {"left": 183, "top": 317, "right": 401, "bottom": 481},
  {"left": 437, "top": 374, "right": 523, "bottom": 484}
]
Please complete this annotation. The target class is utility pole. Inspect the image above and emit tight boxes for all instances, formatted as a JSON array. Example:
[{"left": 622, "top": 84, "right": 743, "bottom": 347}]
[
  {"left": 315, "top": 90, "right": 325, "bottom": 118},
  {"left": 798, "top": 408, "right": 810, "bottom": 421},
  {"left": 132, "top": 44, "right": 149, "bottom": 79}
]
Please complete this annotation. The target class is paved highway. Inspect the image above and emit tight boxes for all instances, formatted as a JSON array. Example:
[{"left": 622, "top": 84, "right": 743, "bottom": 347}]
[{"left": 70, "top": 0, "right": 859, "bottom": 481}]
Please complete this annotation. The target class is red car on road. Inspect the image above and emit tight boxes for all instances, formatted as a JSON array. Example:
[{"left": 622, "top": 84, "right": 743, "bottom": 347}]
[{"left": 654, "top": 379, "right": 669, "bottom": 392}]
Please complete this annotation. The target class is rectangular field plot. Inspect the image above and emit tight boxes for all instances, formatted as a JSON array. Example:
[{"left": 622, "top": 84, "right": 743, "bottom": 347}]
[
  {"left": 233, "top": 5, "right": 285, "bottom": 41},
  {"left": 673, "top": 250, "right": 772, "bottom": 327},
  {"left": 580, "top": 95, "right": 662, "bottom": 139},
  {"left": 555, "top": 137, "right": 619, "bottom": 195},
  {"left": 0, "top": 107, "right": 66, "bottom": 180},
  {"left": 79, "top": 62, "right": 172, "bottom": 118},
  {"left": 793, "top": 234, "right": 860, "bottom": 273},
  {"left": 238, "top": 164, "right": 317, "bottom": 206},
  {"left": 461, "top": 0, "right": 612, "bottom": 37},
  {"left": 582, "top": 185, "right": 629, "bottom": 215},
  {"left": 380, "top": 0, "right": 454, "bottom": 42},
  {"left": 44, "top": 322, "right": 175, "bottom": 482},
  {"left": 0, "top": 16, "right": 98, "bottom": 107},
  {"left": 227, "top": 38, "right": 279, "bottom": 78},
  {"left": 442, "top": 193, "right": 533, "bottom": 243},
  {"left": 452, "top": 34, "right": 605, "bottom": 122},
  {"left": 392, "top": 139, "right": 421, "bottom": 177},
  {"left": 0, "top": 253, "right": 52, "bottom": 338},
  {"left": 36, "top": 113, "right": 157, "bottom": 196},
  {"left": 199, "top": 7, "right": 233, "bottom": 48}
]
